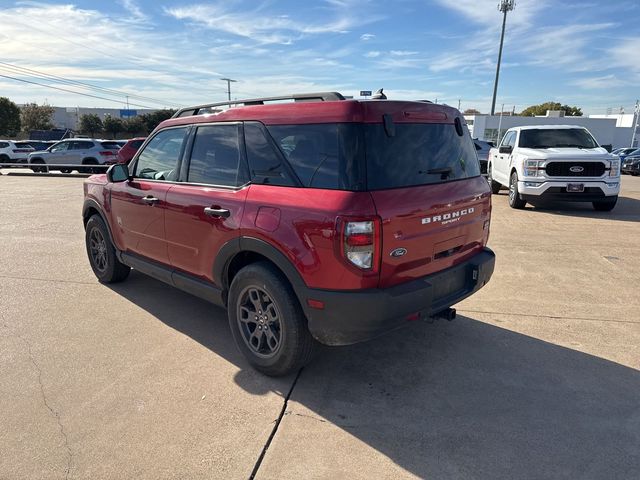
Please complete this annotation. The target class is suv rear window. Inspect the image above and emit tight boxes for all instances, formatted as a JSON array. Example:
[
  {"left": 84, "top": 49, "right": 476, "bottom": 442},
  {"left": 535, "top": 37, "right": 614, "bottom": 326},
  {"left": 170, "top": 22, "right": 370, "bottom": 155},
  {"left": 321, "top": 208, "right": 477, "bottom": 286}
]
[
  {"left": 365, "top": 123, "right": 480, "bottom": 190},
  {"left": 267, "top": 124, "right": 364, "bottom": 190},
  {"left": 100, "top": 142, "right": 121, "bottom": 150}
]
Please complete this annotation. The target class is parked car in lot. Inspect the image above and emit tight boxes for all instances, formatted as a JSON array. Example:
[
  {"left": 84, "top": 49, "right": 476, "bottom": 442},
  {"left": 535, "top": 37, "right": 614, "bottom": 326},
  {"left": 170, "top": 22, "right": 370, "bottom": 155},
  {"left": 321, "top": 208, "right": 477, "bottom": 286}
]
[
  {"left": 28, "top": 139, "right": 121, "bottom": 173},
  {"left": 82, "top": 91, "right": 495, "bottom": 376},
  {"left": 0, "top": 140, "right": 35, "bottom": 164},
  {"left": 108, "top": 137, "right": 146, "bottom": 165},
  {"left": 622, "top": 154, "right": 640, "bottom": 175},
  {"left": 473, "top": 139, "right": 493, "bottom": 174},
  {"left": 487, "top": 125, "right": 620, "bottom": 211},
  {"left": 612, "top": 147, "right": 638, "bottom": 163},
  {"left": 24, "top": 140, "right": 57, "bottom": 152}
]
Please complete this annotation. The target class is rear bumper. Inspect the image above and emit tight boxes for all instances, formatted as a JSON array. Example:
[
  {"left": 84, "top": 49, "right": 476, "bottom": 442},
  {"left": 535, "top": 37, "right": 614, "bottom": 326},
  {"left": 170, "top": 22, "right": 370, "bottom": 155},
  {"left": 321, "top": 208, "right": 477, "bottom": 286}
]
[
  {"left": 303, "top": 248, "right": 495, "bottom": 346},
  {"left": 518, "top": 180, "right": 619, "bottom": 202}
]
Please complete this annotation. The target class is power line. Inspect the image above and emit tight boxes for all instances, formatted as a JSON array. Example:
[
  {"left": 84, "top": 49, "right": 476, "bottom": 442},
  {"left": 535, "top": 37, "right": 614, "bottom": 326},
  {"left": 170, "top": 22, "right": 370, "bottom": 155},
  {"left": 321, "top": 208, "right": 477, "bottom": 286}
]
[
  {"left": 0, "top": 62, "right": 182, "bottom": 108},
  {"left": 0, "top": 73, "right": 157, "bottom": 109}
]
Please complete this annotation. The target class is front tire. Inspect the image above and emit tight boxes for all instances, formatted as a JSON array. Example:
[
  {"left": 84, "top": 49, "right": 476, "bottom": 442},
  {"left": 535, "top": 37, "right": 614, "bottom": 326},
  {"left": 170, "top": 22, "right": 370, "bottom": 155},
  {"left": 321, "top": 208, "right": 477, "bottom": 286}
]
[
  {"left": 487, "top": 164, "right": 502, "bottom": 194},
  {"left": 228, "top": 262, "right": 318, "bottom": 376},
  {"left": 593, "top": 197, "right": 617, "bottom": 212},
  {"left": 508, "top": 171, "right": 527, "bottom": 209},
  {"left": 85, "top": 215, "right": 130, "bottom": 283},
  {"left": 30, "top": 159, "right": 47, "bottom": 173}
]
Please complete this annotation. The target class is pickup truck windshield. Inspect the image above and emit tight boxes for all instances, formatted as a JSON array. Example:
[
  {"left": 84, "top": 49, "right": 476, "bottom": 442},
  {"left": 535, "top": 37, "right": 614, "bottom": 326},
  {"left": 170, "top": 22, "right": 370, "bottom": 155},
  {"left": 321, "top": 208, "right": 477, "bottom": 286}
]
[{"left": 519, "top": 128, "right": 599, "bottom": 149}]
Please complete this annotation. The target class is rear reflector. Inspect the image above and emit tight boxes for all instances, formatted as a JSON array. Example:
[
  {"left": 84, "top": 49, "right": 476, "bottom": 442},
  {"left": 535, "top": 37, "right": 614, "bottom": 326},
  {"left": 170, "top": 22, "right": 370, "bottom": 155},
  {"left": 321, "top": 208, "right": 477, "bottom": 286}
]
[{"left": 307, "top": 299, "right": 325, "bottom": 310}]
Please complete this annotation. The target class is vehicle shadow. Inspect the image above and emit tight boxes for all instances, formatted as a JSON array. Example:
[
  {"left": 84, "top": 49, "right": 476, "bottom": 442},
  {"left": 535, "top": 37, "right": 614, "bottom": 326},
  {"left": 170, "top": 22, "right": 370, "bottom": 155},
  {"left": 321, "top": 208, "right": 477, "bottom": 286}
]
[
  {"left": 495, "top": 191, "right": 640, "bottom": 222},
  {"left": 108, "top": 272, "right": 640, "bottom": 479}
]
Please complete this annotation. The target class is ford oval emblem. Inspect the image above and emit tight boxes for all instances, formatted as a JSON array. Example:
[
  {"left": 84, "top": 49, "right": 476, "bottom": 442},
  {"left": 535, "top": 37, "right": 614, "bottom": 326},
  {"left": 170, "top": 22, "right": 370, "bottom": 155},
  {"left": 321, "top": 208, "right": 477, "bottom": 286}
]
[
  {"left": 569, "top": 166, "right": 584, "bottom": 173},
  {"left": 390, "top": 248, "right": 407, "bottom": 258}
]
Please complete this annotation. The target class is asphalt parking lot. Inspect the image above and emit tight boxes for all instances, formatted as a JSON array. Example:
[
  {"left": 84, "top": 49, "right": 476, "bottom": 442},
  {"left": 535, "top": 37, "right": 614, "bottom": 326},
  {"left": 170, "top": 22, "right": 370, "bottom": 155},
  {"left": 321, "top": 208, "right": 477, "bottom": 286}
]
[{"left": 1, "top": 172, "right": 639, "bottom": 480}]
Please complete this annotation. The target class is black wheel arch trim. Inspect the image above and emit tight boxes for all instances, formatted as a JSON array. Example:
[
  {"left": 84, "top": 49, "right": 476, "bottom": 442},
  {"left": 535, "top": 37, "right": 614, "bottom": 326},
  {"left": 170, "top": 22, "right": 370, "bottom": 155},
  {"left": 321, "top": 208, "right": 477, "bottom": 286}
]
[
  {"left": 82, "top": 199, "right": 116, "bottom": 247},
  {"left": 213, "top": 236, "right": 310, "bottom": 310}
]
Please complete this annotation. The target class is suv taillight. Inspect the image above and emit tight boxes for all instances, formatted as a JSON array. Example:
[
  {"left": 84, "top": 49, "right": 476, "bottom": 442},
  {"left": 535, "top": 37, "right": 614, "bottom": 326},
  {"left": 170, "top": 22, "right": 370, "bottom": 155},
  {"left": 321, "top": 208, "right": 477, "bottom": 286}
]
[
  {"left": 338, "top": 217, "right": 381, "bottom": 272},
  {"left": 99, "top": 150, "right": 116, "bottom": 156}
]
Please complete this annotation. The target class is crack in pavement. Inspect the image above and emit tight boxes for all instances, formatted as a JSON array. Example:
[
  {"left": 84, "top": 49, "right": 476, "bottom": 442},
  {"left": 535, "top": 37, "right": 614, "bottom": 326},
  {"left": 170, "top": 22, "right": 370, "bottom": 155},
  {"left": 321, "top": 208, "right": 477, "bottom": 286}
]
[
  {"left": 249, "top": 368, "right": 303, "bottom": 480},
  {"left": 4, "top": 325, "right": 74, "bottom": 480},
  {"left": 0, "top": 274, "right": 96, "bottom": 286},
  {"left": 457, "top": 309, "right": 640, "bottom": 325}
]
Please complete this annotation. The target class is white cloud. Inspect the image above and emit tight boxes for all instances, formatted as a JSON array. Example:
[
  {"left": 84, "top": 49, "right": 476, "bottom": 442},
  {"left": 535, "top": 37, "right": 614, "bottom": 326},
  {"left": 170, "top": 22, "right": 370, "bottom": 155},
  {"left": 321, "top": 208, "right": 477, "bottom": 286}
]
[
  {"left": 365, "top": 51, "right": 381, "bottom": 58},
  {"left": 572, "top": 75, "right": 628, "bottom": 89},
  {"left": 609, "top": 37, "right": 640, "bottom": 74},
  {"left": 390, "top": 50, "right": 418, "bottom": 56},
  {"left": 118, "top": 0, "right": 149, "bottom": 23},
  {"left": 360, "top": 33, "right": 375, "bottom": 41}
]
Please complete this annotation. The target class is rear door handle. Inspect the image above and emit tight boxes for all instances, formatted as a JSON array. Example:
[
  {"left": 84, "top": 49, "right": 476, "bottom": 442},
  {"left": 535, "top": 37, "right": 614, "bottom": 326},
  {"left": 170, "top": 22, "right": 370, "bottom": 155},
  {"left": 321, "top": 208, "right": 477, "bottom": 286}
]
[
  {"left": 142, "top": 195, "right": 159, "bottom": 205},
  {"left": 204, "top": 207, "right": 230, "bottom": 218}
]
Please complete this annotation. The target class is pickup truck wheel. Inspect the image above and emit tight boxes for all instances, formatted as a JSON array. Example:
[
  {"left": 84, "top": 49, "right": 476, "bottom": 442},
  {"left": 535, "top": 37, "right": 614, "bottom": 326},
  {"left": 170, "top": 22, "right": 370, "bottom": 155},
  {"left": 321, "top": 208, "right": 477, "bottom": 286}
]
[
  {"left": 593, "top": 197, "right": 617, "bottom": 212},
  {"left": 508, "top": 171, "right": 527, "bottom": 209},
  {"left": 228, "top": 262, "right": 318, "bottom": 376},
  {"left": 487, "top": 164, "right": 502, "bottom": 194},
  {"left": 85, "top": 215, "right": 130, "bottom": 283}
]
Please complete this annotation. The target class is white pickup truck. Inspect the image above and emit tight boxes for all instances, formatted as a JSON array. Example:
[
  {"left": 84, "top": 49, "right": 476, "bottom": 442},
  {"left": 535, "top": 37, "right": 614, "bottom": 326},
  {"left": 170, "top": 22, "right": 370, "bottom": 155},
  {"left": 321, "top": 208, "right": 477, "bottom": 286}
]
[{"left": 487, "top": 125, "right": 620, "bottom": 211}]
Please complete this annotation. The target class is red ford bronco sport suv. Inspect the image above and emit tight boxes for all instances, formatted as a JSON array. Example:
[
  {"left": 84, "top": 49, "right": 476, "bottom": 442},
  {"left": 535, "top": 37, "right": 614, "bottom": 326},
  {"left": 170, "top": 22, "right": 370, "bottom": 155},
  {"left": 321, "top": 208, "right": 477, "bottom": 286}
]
[{"left": 83, "top": 92, "right": 495, "bottom": 376}]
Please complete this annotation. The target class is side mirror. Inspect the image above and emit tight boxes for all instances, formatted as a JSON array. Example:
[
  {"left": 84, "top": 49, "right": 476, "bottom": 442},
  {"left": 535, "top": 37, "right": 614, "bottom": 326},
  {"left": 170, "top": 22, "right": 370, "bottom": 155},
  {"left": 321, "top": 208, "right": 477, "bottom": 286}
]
[
  {"left": 107, "top": 163, "right": 130, "bottom": 183},
  {"left": 499, "top": 145, "right": 513, "bottom": 154}
]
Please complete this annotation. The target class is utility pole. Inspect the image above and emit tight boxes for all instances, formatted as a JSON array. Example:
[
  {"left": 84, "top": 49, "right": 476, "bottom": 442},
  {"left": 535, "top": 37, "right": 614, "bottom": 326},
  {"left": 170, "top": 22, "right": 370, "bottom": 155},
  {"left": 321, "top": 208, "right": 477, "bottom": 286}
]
[
  {"left": 631, "top": 100, "right": 639, "bottom": 148},
  {"left": 220, "top": 78, "right": 237, "bottom": 102},
  {"left": 497, "top": 103, "right": 505, "bottom": 144},
  {"left": 458, "top": 99, "right": 461, "bottom": 110},
  {"left": 490, "top": 0, "right": 515, "bottom": 116}
]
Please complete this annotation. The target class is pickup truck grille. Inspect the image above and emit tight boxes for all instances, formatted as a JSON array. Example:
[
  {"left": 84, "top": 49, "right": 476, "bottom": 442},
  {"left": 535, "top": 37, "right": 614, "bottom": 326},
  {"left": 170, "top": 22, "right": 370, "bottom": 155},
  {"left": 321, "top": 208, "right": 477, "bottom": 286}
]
[{"left": 545, "top": 161, "right": 606, "bottom": 177}]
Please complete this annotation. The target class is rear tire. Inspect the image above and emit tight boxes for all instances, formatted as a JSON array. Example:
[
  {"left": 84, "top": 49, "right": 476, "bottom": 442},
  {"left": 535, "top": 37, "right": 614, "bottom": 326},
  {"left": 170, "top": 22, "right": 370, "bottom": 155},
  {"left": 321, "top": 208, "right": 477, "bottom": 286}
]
[
  {"left": 228, "top": 262, "right": 318, "bottom": 376},
  {"left": 82, "top": 158, "right": 99, "bottom": 174},
  {"left": 487, "top": 164, "right": 502, "bottom": 194},
  {"left": 85, "top": 215, "right": 130, "bottom": 283},
  {"left": 508, "top": 171, "right": 527, "bottom": 209},
  {"left": 593, "top": 197, "right": 617, "bottom": 212},
  {"left": 0, "top": 154, "right": 9, "bottom": 164}
]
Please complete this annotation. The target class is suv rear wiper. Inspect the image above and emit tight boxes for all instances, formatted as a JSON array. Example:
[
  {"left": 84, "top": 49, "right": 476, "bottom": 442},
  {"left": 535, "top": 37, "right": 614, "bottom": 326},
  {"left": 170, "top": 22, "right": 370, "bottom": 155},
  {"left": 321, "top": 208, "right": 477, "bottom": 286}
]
[{"left": 420, "top": 167, "right": 452, "bottom": 179}]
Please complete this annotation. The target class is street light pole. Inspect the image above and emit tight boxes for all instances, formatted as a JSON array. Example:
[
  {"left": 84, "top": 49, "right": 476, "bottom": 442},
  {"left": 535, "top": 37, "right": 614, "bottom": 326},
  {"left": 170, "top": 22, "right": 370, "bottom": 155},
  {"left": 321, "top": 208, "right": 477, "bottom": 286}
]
[
  {"left": 490, "top": 0, "right": 515, "bottom": 116},
  {"left": 220, "top": 78, "right": 237, "bottom": 102},
  {"left": 631, "top": 100, "right": 639, "bottom": 148}
]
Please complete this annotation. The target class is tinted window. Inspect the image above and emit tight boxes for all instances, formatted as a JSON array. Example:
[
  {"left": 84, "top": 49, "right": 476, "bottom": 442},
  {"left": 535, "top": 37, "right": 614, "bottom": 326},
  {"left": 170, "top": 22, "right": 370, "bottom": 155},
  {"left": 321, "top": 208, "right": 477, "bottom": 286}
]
[
  {"left": 50, "top": 142, "right": 69, "bottom": 152},
  {"left": 100, "top": 141, "right": 121, "bottom": 150},
  {"left": 267, "top": 124, "right": 363, "bottom": 190},
  {"left": 519, "top": 128, "right": 598, "bottom": 149},
  {"left": 187, "top": 125, "right": 243, "bottom": 187},
  {"left": 71, "top": 141, "right": 94, "bottom": 150},
  {"left": 501, "top": 131, "right": 516, "bottom": 147},
  {"left": 244, "top": 123, "right": 295, "bottom": 186},
  {"left": 0, "top": 142, "right": 9, "bottom": 148},
  {"left": 365, "top": 123, "right": 481, "bottom": 190},
  {"left": 135, "top": 127, "right": 187, "bottom": 181},
  {"left": 15, "top": 142, "right": 33, "bottom": 149}
]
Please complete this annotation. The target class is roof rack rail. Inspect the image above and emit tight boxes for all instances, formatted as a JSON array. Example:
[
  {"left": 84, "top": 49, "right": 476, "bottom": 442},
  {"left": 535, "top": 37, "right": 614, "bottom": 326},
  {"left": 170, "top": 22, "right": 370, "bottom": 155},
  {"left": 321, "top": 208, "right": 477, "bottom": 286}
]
[{"left": 172, "top": 92, "right": 346, "bottom": 118}]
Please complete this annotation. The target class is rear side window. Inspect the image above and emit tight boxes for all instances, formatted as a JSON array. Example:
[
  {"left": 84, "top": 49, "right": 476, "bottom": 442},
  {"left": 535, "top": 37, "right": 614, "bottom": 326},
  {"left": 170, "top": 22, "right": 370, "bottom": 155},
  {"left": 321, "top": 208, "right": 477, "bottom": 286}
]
[
  {"left": 267, "top": 124, "right": 364, "bottom": 190},
  {"left": 134, "top": 127, "right": 187, "bottom": 181},
  {"left": 15, "top": 142, "right": 33, "bottom": 149},
  {"left": 244, "top": 123, "right": 295, "bottom": 186},
  {"left": 0, "top": 142, "right": 9, "bottom": 148},
  {"left": 72, "top": 141, "right": 95, "bottom": 150},
  {"left": 187, "top": 125, "right": 244, "bottom": 187},
  {"left": 365, "top": 123, "right": 481, "bottom": 190}
]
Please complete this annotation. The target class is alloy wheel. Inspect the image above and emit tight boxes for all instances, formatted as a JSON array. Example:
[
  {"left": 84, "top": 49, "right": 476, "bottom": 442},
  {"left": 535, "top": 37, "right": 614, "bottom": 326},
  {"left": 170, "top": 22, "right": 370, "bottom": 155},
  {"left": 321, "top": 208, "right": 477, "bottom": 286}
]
[
  {"left": 89, "top": 228, "right": 108, "bottom": 272},
  {"left": 236, "top": 286, "right": 282, "bottom": 358}
]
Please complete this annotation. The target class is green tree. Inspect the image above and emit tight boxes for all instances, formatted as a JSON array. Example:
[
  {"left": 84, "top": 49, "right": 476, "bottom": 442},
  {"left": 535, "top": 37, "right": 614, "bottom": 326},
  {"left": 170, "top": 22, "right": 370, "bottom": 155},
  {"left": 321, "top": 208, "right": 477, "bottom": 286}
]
[
  {"left": 520, "top": 102, "right": 583, "bottom": 117},
  {"left": 139, "top": 109, "right": 177, "bottom": 132},
  {"left": 103, "top": 115, "right": 124, "bottom": 139},
  {"left": 0, "top": 97, "right": 21, "bottom": 136},
  {"left": 463, "top": 108, "right": 481, "bottom": 115},
  {"left": 79, "top": 114, "right": 103, "bottom": 137},
  {"left": 20, "top": 103, "right": 55, "bottom": 132},
  {"left": 123, "top": 116, "right": 146, "bottom": 136}
]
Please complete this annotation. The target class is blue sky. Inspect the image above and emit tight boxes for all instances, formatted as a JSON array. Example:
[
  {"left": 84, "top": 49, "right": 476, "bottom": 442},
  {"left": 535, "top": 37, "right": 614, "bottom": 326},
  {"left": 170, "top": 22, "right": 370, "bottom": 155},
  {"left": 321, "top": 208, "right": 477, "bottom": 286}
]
[{"left": 0, "top": 0, "right": 639, "bottom": 114}]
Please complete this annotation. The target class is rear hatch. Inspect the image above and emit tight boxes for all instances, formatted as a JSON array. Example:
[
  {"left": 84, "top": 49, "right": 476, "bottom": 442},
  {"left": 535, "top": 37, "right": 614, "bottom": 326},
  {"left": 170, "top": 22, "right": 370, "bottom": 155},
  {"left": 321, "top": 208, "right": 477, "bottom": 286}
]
[{"left": 364, "top": 120, "right": 491, "bottom": 288}]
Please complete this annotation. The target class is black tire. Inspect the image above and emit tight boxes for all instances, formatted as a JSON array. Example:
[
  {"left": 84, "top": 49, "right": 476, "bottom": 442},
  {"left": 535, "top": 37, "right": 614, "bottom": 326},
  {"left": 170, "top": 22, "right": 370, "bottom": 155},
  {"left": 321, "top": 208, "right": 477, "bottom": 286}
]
[
  {"left": 228, "top": 262, "right": 318, "bottom": 376},
  {"left": 508, "top": 170, "right": 527, "bottom": 209},
  {"left": 30, "top": 158, "right": 47, "bottom": 173},
  {"left": 85, "top": 215, "right": 130, "bottom": 283},
  {"left": 593, "top": 197, "right": 617, "bottom": 212},
  {"left": 487, "top": 163, "right": 502, "bottom": 194},
  {"left": 60, "top": 168, "right": 71, "bottom": 174},
  {"left": 81, "top": 158, "right": 99, "bottom": 174},
  {"left": 0, "top": 154, "right": 9, "bottom": 164}
]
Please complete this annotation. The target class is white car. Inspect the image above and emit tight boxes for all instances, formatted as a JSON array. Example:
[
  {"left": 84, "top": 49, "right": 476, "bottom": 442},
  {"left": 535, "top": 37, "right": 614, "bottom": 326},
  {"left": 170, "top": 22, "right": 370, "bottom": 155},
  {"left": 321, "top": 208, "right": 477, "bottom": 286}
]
[
  {"left": 487, "top": 125, "right": 620, "bottom": 211},
  {"left": 28, "top": 138, "right": 120, "bottom": 173},
  {"left": 0, "top": 140, "right": 35, "bottom": 164}
]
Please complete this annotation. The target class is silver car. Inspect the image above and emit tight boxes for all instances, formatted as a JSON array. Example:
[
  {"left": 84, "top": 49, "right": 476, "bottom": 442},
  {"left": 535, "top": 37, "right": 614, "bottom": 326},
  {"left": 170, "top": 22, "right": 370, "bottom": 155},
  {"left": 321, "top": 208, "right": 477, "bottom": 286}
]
[{"left": 28, "top": 139, "right": 120, "bottom": 173}]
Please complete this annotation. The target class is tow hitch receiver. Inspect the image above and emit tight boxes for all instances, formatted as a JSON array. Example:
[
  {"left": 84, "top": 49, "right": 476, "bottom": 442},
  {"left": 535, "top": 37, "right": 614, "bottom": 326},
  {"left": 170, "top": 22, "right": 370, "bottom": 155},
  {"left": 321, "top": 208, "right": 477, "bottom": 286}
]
[{"left": 433, "top": 307, "right": 456, "bottom": 321}]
